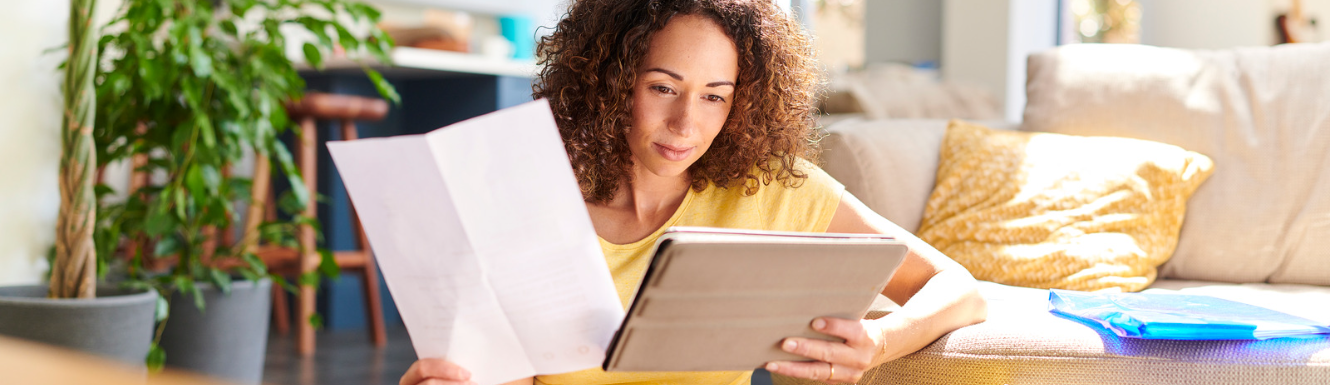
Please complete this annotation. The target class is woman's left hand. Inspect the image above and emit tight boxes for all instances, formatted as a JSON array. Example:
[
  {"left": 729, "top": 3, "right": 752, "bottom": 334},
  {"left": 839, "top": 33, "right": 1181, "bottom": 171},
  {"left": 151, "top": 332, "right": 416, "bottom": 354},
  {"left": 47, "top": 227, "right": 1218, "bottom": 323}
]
[{"left": 764, "top": 317, "right": 890, "bottom": 384}]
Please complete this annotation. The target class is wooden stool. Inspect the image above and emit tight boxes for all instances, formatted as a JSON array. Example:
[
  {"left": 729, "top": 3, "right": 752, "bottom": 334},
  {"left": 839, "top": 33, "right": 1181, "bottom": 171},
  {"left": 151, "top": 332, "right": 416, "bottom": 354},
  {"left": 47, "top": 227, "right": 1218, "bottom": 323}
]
[{"left": 253, "top": 92, "right": 390, "bottom": 356}]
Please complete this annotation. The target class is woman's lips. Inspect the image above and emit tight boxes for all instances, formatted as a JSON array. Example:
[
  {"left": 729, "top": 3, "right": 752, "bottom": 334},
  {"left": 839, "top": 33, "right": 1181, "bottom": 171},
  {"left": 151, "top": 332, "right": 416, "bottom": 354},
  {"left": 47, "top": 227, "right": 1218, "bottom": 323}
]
[{"left": 653, "top": 143, "right": 694, "bottom": 161}]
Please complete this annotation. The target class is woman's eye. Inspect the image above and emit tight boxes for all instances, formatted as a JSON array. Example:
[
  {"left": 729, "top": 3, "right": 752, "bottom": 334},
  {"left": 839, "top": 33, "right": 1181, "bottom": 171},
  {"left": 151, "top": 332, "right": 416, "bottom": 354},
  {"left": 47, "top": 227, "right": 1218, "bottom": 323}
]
[
  {"left": 651, "top": 85, "right": 674, "bottom": 94},
  {"left": 705, "top": 95, "right": 726, "bottom": 103}
]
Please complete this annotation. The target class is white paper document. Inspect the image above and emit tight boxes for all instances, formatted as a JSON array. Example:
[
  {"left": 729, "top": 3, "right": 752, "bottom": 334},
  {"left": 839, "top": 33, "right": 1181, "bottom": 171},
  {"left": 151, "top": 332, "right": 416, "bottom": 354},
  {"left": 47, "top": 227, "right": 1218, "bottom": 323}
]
[{"left": 327, "top": 99, "right": 625, "bottom": 385}]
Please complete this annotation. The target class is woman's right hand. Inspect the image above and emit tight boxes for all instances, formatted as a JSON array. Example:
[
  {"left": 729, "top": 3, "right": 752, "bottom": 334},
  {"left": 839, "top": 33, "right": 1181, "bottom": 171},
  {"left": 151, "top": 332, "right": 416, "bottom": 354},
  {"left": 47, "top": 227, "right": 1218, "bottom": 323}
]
[{"left": 400, "top": 358, "right": 473, "bottom": 385}]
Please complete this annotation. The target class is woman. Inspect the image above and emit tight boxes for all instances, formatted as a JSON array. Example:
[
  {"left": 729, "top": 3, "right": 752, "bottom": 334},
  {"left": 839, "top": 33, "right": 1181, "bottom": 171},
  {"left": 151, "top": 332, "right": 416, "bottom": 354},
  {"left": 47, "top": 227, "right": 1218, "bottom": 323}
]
[{"left": 402, "top": 1, "right": 987, "bottom": 384}]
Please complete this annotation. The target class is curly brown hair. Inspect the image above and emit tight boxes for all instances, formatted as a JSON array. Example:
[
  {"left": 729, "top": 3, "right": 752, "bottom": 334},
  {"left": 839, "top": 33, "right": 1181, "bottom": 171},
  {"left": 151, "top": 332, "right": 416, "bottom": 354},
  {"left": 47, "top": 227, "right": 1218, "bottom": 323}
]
[{"left": 534, "top": 0, "right": 825, "bottom": 203}]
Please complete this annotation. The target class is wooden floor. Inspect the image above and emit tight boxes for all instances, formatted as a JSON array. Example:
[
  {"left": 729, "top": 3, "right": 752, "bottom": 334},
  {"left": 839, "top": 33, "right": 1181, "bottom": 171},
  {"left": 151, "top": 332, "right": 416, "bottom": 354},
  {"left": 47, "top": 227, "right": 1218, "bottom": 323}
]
[{"left": 261, "top": 324, "right": 774, "bottom": 385}]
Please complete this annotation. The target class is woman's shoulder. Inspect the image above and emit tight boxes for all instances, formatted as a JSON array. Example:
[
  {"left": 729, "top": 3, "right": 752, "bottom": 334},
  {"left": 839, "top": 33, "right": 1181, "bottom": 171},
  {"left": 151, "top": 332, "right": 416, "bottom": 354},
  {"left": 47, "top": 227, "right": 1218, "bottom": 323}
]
[
  {"left": 753, "top": 157, "right": 844, "bottom": 232},
  {"left": 751, "top": 157, "right": 843, "bottom": 198},
  {"left": 684, "top": 157, "right": 844, "bottom": 232}
]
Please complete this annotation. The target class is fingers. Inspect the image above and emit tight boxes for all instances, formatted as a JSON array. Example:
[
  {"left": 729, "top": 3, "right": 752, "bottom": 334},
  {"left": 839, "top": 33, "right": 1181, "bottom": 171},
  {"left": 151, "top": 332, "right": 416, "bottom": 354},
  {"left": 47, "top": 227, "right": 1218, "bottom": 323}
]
[
  {"left": 764, "top": 317, "right": 878, "bottom": 383},
  {"left": 778, "top": 336, "right": 871, "bottom": 370},
  {"left": 765, "top": 361, "right": 856, "bottom": 384},
  {"left": 812, "top": 317, "right": 873, "bottom": 347},
  {"left": 400, "top": 358, "right": 473, "bottom": 385}
]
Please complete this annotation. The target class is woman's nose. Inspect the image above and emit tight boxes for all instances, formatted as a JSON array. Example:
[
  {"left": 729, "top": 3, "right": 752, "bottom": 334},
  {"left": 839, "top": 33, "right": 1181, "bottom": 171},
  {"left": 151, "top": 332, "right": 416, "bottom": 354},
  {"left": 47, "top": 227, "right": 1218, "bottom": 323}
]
[{"left": 667, "top": 98, "right": 698, "bottom": 136}]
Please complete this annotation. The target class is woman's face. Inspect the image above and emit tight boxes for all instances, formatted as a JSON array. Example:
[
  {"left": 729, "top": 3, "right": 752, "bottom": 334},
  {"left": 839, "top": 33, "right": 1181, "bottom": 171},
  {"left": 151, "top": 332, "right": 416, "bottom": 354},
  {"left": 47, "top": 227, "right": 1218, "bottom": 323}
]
[{"left": 627, "top": 14, "right": 738, "bottom": 180}]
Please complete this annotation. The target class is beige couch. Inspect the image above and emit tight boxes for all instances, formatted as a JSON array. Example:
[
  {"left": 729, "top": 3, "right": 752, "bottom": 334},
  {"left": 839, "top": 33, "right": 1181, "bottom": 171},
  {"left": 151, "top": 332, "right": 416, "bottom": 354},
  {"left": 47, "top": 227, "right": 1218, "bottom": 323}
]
[{"left": 797, "top": 43, "right": 1330, "bottom": 384}]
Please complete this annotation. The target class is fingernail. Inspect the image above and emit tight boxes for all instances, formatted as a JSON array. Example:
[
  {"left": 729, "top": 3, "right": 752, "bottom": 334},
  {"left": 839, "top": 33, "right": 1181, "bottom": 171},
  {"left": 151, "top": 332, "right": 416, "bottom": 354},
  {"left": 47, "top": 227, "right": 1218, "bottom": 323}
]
[
  {"left": 783, "top": 339, "right": 797, "bottom": 351},
  {"left": 813, "top": 318, "right": 827, "bottom": 330},
  {"left": 766, "top": 362, "right": 780, "bottom": 371}
]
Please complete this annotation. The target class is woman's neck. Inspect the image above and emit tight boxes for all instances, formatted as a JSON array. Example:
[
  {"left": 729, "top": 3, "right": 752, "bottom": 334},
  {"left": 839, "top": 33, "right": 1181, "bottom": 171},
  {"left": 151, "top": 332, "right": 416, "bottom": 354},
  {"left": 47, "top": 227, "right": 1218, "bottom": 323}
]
[
  {"left": 614, "top": 165, "right": 691, "bottom": 221},
  {"left": 586, "top": 164, "right": 693, "bottom": 244}
]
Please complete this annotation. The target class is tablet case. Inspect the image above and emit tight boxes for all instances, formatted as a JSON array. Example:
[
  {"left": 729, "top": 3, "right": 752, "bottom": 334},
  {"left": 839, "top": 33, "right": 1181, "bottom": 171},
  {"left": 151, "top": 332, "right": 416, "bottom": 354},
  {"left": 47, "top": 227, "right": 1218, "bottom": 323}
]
[{"left": 602, "top": 227, "right": 909, "bottom": 372}]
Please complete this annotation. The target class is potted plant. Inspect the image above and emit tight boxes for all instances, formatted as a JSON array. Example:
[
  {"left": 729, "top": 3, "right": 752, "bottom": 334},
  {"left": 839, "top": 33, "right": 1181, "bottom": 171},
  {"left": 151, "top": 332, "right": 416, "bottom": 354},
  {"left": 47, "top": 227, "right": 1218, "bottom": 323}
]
[
  {"left": 0, "top": 0, "right": 160, "bottom": 367},
  {"left": 88, "top": 0, "right": 398, "bottom": 382}
]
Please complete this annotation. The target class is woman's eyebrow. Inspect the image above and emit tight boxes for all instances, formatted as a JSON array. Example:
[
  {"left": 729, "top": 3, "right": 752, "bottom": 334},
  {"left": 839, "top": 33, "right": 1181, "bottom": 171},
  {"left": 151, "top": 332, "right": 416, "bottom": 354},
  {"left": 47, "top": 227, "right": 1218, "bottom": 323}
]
[
  {"left": 644, "top": 67, "right": 735, "bottom": 88},
  {"left": 644, "top": 67, "right": 684, "bottom": 80}
]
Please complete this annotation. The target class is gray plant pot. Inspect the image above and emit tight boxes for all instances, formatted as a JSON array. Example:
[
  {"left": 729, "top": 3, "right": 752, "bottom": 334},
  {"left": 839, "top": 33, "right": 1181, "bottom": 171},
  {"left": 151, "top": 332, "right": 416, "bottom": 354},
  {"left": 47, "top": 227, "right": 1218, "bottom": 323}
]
[
  {"left": 159, "top": 277, "right": 271, "bottom": 385},
  {"left": 0, "top": 285, "right": 157, "bottom": 367}
]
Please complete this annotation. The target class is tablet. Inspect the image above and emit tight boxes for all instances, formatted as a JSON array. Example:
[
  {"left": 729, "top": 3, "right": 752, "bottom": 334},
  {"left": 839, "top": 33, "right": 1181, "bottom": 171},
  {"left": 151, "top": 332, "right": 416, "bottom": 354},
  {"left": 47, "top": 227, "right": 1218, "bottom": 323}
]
[{"left": 602, "top": 227, "right": 909, "bottom": 372}]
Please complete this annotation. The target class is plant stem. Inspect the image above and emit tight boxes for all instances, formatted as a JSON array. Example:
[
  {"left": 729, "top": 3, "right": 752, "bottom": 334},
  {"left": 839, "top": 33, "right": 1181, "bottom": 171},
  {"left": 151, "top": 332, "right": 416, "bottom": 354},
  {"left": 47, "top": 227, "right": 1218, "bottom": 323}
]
[{"left": 51, "top": 0, "right": 100, "bottom": 299}]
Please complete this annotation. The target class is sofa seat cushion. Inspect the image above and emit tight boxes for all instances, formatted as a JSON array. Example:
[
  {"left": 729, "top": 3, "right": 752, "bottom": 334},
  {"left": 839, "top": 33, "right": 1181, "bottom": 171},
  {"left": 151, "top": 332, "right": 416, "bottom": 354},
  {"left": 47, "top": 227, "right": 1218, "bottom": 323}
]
[{"left": 801, "top": 282, "right": 1330, "bottom": 385}]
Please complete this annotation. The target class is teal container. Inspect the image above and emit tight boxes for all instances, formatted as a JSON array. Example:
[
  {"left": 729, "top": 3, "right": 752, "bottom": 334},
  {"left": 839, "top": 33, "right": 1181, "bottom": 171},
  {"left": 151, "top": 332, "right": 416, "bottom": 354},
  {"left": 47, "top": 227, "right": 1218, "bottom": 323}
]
[{"left": 499, "top": 15, "right": 535, "bottom": 60}]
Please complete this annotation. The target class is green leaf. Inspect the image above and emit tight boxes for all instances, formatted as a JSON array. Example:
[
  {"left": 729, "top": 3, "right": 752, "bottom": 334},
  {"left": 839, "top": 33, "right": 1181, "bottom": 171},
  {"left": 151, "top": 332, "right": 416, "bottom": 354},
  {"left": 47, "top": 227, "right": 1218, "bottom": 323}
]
[
  {"left": 333, "top": 24, "right": 358, "bottom": 52},
  {"left": 201, "top": 164, "right": 221, "bottom": 191},
  {"left": 106, "top": 72, "right": 130, "bottom": 95},
  {"left": 138, "top": 57, "right": 163, "bottom": 98},
  {"left": 153, "top": 235, "right": 179, "bottom": 257},
  {"left": 352, "top": 3, "right": 382, "bottom": 21},
  {"left": 94, "top": 184, "right": 116, "bottom": 198},
  {"left": 172, "top": 274, "right": 205, "bottom": 312},
  {"left": 317, "top": 249, "right": 340, "bottom": 279},
  {"left": 173, "top": 275, "right": 192, "bottom": 294},
  {"left": 155, "top": 294, "right": 170, "bottom": 322},
  {"left": 230, "top": 0, "right": 255, "bottom": 17},
  {"left": 191, "top": 285, "right": 206, "bottom": 312},
  {"left": 308, "top": 313, "right": 324, "bottom": 330},
  {"left": 171, "top": 119, "right": 196, "bottom": 150},
  {"left": 173, "top": 186, "right": 187, "bottom": 219},
  {"left": 242, "top": 252, "right": 268, "bottom": 276},
  {"left": 96, "top": 254, "right": 108, "bottom": 278},
  {"left": 145, "top": 200, "right": 174, "bottom": 236},
  {"left": 301, "top": 18, "right": 334, "bottom": 50},
  {"left": 239, "top": 269, "right": 260, "bottom": 283},
  {"left": 190, "top": 46, "right": 212, "bottom": 77},
  {"left": 364, "top": 68, "right": 400, "bottom": 105},
  {"left": 195, "top": 114, "right": 217, "bottom": 149},
  {"left": 272, "top": 275, "right": 297, "bottom": 294},
  {"left": 302, "top": 43, "right": 323, "bottom": 69},
  {"left": 185, "top": 164, "right": 205, "bottom": 195},
  {"left": 209, "top": 268, "right": 232, "bottom": 295},
  {"left": 364, "top": 35, "right": 390, "bottom": 65},
  {"left": 146, "top": 343, "right": 166, "bottom": 372},
  {"left": 270, "top": 143, "right": 308, "bottom": 207},
  {"left": 370, "top": 28, "right": 394, "bottom": 59},
  {"left": 298, "top": 271, "right": 320, "bottom": 287},
  {"left": 180, "top": 79, "right": 203, "bottom": 110},
  {"left": 120, "top": 280, "right": 152, "bottom": 292},
  {"left": 220, "top": 20, "right": 239, "bottom": 36}
]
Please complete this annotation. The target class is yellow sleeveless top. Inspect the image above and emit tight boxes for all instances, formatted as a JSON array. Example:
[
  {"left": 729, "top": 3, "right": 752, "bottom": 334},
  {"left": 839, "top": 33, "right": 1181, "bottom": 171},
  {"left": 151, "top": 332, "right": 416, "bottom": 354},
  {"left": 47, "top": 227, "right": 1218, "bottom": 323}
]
[{"left": 536, "top": 159, "right": 845, "bottom": 385}]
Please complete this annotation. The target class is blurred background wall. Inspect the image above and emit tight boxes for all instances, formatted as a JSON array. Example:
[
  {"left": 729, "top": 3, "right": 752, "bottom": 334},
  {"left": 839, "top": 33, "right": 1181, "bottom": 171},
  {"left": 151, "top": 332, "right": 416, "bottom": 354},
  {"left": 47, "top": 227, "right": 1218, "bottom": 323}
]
[{"left": 0, "top": 1, "right": 65, "bottom": 285}]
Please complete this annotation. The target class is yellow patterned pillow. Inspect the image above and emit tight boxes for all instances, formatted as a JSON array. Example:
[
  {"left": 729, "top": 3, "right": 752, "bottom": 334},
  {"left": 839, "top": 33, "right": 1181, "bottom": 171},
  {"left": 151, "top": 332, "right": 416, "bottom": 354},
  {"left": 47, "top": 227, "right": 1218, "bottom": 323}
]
[{"left": 918, "top": 121, "right": 1214, "bottom": 292}]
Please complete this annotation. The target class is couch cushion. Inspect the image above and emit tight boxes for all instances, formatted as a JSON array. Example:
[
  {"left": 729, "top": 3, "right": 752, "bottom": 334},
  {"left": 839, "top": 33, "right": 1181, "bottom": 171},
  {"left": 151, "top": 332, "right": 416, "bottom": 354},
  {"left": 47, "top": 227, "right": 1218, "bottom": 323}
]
[
  {"left": 820, "top": 118, "right": 950, "bottom": 233},
  {"left": 1023, "top": 43, "right": 1330, "bottom": 286},
  {"left": 916, "top": 120, "right": 1213, "bottom": 292},
  {"left": 820, "top": 118, "right": 1016, "bottom": 233},
  {"left": 771, "top": 281, "right": 1330, "bottom": 385}
]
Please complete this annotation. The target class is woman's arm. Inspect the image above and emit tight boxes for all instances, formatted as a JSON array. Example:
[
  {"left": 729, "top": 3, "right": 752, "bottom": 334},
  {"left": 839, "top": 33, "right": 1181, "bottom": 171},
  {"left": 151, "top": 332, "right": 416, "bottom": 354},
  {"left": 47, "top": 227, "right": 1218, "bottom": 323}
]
[
  {"left": 399, "top": 359, "right": 534, "bottom": 385},
  {"left": 764, "top": 192, "right": 988, "bottom": 383}
]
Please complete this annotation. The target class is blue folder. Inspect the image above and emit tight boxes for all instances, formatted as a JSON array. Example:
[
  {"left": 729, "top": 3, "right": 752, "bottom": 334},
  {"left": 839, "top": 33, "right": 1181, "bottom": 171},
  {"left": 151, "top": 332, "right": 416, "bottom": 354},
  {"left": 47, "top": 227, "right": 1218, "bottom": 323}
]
[{"left": 1048, "top": 289, "right": 1330, "bottom": 340}]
